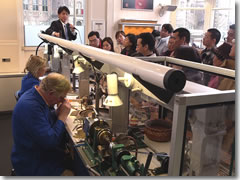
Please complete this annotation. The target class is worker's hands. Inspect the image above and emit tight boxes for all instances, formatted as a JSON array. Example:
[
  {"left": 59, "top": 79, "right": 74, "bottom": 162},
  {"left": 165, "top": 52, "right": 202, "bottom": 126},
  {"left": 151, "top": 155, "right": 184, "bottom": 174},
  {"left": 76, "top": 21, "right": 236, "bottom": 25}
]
[
  {"left": 53, "top": 32, "right": 60, "bottom": 37},
  {"left": 57, "top": 99, "right": 71, "bottom": 123}
]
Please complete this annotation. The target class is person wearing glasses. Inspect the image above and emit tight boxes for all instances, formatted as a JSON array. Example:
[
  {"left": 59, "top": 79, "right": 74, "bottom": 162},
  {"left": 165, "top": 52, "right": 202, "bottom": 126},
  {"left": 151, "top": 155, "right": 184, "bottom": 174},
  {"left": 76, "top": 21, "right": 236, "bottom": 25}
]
[
  {"left": 87, "top": 31, "right": 102, "bottom": 48},
  {"left": 11, "top": 73, "right": 75, "bottom": 176}
]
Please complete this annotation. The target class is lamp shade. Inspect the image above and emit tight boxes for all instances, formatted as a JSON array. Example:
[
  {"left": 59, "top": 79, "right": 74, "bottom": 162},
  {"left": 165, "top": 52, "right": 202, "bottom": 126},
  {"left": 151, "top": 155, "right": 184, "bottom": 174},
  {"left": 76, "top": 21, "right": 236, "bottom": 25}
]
[
  {"left": 53, "top": 45, "right": 60, "bottom": 58},
  {"left": 73, "top": 60, "right": 84, "bottom": 74},
  {"left": 103, "top": 74, "right": 123, "bottom": 107},
  {"left": 103, "top": 95, "right": 123, "bottom": 107}
]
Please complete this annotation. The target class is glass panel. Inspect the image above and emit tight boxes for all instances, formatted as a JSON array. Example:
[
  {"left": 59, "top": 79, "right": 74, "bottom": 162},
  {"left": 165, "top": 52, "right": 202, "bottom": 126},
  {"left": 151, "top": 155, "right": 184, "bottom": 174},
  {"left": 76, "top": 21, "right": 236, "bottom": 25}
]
[
  {"left": 212, "top": 9, "right": 235, "bottom": 43},
  {"left": 23, "top": 0, "right": 29, "bottom": 10},
  {"left": 176, "top": 9, "right": 205, "bottom": 47},
  {"left": 129, "top": 92, "right": 160, "bottom": 127},
  {"left": 23, "top": 0, "right": 85, "bottom": 46},
  {"left": 181, "top": 103, "right": 235, "bottom": 176},
  {"left": 33, "top": 5, "right": 39, "bottom": 11},
  {"left": 42, "top": 0, "right": 47, "bottom": 6},
  {"left": 176, "top": 9, "right": 205, "bottom": 31},
  {"left": 23, "top": 4, "right": 29, "bottom": 10},
  {"left": 215, "top": 0, "right": 235, "bottom": 8},
  {"left": 33, "top": 0, "right": 38, "bottom": 5},
  {"left": 177, "top": 0, "right": 205, "bottom": 8}
]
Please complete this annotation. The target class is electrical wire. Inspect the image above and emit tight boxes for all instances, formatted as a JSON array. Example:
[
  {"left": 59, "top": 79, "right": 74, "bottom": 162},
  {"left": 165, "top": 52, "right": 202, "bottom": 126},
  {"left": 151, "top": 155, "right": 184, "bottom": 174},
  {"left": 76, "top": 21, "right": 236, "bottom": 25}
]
[
  {"left": 74, "top": 28, "right": 82, "bottom": 44},
  {"left": 126, "top": 136, "right": 138, "bottom": 159},
  {"left": 35, "top": 41, "right": 45, "bottom": 56}
]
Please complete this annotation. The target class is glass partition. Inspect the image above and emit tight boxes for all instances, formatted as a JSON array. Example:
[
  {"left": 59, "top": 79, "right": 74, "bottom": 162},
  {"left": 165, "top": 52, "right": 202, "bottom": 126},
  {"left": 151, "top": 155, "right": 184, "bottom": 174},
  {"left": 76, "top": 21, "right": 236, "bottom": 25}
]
[{"left": 181, "top": 103, "right": 235, "bottom": 176}]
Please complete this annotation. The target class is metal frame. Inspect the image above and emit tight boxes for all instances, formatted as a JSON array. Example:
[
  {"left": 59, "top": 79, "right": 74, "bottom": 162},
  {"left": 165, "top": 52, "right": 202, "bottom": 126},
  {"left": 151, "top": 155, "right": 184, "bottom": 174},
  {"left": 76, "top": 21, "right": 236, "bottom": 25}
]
[
  {"left": 137, "top": 56, "right": 235, "bottom": 79},
  {"left": 169, "top": 90, "right": 235, "bottom": 175}
]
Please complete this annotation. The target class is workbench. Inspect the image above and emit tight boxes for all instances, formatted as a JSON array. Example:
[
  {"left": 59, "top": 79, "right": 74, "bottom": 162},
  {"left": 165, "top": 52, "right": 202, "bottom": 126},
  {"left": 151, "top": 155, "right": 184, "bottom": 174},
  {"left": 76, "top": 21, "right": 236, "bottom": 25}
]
[{"left": 64, "top": 94, "right": 169, "bottom": 176}]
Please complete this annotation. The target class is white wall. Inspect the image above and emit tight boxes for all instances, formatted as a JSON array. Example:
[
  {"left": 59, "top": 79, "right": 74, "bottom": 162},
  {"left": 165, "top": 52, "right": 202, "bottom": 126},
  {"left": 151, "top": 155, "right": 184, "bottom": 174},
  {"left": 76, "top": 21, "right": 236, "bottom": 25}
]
[
  {"left": 0, "top": 1, "right": 20, "bottom": 73},
  {"left": 0, "top": 75, "right": 23, "bottom": 111},
  {"left": 110, "top": 0, "right": 172, "bottom": 38},
  {"left": 85, "top": 0, "right": 172, "bottom": 45},
  {"left": 85, "top": 0, "right": 107, "bottom": 40}
]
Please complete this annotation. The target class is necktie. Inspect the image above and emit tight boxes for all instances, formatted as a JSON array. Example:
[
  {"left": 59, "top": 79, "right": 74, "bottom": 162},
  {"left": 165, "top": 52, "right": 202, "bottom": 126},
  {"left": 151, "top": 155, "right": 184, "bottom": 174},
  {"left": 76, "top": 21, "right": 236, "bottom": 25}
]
[{"left": 64, "top": 24, "right": 69, "bottom": 40}]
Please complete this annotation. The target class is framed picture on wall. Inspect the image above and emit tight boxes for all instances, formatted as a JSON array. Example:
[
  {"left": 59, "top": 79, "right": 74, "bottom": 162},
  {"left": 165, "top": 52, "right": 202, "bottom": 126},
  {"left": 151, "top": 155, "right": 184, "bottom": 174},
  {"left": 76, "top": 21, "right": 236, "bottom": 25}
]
[{"left": 122, "top": 0, "right": 154, "bottom": 10}]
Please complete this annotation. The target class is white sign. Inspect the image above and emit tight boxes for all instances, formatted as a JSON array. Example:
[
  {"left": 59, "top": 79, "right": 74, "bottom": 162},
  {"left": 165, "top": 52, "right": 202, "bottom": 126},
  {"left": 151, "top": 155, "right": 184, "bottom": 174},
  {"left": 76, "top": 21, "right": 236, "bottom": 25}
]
[{"left": 92, "top": 20, "right": 105, "bottom": 39}]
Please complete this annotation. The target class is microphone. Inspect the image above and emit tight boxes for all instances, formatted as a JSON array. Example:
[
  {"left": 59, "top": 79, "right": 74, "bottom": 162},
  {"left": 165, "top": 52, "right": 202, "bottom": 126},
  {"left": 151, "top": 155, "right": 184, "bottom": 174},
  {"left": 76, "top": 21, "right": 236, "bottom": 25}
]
[
  {"left": 40, "top": 30, "right": 46, "bottom": 34},
  {"left": 67, "top": 23, "right": 82, "bottom": 43},
  {"left": 67, "top": 23, "right": 76, "bottom": 30}
]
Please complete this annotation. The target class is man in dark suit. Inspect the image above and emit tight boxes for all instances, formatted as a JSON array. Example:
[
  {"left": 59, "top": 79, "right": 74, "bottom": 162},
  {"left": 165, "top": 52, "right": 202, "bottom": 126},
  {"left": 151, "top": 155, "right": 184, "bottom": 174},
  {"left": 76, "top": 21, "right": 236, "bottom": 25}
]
[{"left": 46, "top": 6, "right": 77, "bottom": 41}]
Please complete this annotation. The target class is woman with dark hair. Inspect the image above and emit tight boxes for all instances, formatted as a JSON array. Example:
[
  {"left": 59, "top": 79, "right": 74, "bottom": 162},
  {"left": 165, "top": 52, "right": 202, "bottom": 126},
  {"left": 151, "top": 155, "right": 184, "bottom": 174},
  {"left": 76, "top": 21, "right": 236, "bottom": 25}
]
[
  {"left": 102, "top": 37, "right": 114, "bottom": 52},
  {"left": 208, "top": 42, "right": 234, "bottom": 89},
  {"left": 115, "top": 31, "right": 126, "bottom": 53},
  {"left": 121, "top": 33, "right": 137, "bottom": 56}
]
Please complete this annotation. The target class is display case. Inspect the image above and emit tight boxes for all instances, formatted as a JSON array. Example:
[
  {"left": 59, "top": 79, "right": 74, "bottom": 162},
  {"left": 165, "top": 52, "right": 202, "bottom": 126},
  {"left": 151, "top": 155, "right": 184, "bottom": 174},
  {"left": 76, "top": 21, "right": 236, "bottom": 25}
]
[
  {"left": 136, "top": 56, "right": 235, "bottom": 176},
  {"left": 38, "top": 33, "right": 235, "bottom": 176}
]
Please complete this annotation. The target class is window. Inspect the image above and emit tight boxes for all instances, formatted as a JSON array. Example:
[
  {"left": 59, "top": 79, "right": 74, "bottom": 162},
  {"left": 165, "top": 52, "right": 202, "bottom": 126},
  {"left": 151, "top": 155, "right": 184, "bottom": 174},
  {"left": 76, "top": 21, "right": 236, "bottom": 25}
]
[
  {"left": 76, "top": 1, "right": 83, "bottom": 15},
  {"left": 23, "top": 0, "right": 85, "bottom": 46},
  {"left": 23, "top": 0, "right": 29, "bottom": 10},
  {"left": 42, "top": 0, "right": 48, "bottom": 11},
  {"left": 33, "top": 0, "right": 39, "bottom": 11},
  {"left": 171, "top": 0, "right": 235, "bottom": 48},
  {"left": 211, "top": 0, "right": 235, "bottom": 42}
]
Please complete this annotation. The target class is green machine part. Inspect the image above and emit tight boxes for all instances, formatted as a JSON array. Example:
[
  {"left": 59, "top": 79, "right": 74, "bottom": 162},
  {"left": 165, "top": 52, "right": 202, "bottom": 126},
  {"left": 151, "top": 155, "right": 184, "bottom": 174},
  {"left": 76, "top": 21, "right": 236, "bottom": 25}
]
[
  {"left": 120, "top": 155, "right": 144, "bottom": 176},
  {"left": 111, "top": 144, "right": 126, "bottom": 170},
  {"left": 111, "top": 144, "right": 145, "bottom": 176}
]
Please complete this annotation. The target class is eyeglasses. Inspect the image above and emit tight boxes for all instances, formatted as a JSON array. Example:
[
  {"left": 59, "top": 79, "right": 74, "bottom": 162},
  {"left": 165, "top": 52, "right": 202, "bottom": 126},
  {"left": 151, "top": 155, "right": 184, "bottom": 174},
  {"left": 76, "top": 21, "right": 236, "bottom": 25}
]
[{"left": 89, "top": 38, "right": 98, "bottom": 43}]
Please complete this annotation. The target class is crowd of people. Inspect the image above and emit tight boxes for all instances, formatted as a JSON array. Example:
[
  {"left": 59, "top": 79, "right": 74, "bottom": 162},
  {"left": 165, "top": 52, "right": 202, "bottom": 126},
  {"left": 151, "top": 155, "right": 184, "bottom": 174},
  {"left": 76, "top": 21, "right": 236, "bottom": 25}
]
[
  {"left": 10, "top": 5, "right": 235, "bottom": 176},
  {"left": 86, "top": 23, "right": 235, "bottom": 91}
]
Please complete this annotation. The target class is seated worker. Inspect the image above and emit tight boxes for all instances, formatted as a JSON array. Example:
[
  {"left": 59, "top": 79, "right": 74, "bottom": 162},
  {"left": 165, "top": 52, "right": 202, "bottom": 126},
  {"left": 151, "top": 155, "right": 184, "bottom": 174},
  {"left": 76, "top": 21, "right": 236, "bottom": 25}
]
[
  {"left": 18, "top": 55, "right": 47, "bottom": 98},
  {"left": 11, "top": 73, "right": 73, "bottom": 176},
  {"left": 45, "top": 6, "right": 77, "bottom": 41},
  {"left": 88, "top": 31, "right": 102, "bottom": 48}
]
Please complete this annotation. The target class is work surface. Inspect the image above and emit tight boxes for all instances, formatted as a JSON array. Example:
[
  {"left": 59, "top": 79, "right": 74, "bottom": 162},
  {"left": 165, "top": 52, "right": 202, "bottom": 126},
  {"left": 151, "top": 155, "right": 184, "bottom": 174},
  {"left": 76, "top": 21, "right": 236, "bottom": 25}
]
[{"left": 65, "top": 94, "right": 170, "bottom": 176}]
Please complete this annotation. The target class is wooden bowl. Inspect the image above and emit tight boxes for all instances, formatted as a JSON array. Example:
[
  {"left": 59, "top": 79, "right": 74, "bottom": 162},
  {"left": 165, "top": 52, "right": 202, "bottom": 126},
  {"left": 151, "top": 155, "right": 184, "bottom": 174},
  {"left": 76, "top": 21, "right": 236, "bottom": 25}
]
[{"left": 144, "top": 119, "right": 172, "bottom": 142}]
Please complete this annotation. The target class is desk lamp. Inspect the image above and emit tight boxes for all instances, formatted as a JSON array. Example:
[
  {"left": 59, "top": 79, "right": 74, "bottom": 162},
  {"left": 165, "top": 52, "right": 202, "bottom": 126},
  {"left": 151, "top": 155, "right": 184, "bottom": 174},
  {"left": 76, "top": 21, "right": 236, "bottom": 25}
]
[{"left": 103, "top": 73, "right": 123, "bottom": 107}]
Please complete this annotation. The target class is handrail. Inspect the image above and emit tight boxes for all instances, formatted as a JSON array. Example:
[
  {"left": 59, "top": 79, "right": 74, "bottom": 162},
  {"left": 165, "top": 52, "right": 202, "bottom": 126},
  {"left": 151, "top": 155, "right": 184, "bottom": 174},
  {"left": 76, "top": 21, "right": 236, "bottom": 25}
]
[{"left": 138, "top": 56, "right": 235, "bottom": 79}]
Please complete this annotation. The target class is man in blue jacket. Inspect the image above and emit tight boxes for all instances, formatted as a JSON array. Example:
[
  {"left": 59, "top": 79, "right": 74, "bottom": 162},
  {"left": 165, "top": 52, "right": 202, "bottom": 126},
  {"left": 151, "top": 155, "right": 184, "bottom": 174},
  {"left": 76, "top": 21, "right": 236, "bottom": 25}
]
[{"left": 11, "top": 73, "right": 73, "bottom": 175}]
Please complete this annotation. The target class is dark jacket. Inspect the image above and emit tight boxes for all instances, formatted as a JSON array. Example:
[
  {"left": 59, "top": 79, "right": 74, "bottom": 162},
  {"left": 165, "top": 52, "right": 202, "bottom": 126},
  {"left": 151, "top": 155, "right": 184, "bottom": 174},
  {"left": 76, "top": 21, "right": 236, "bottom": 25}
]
[
  {"left": 201, "top": 47, "right": 216, "bottom": 85},
  {"left": 11, "top": 87, "right": 67, "bottom": 175},
  {"left": 45, "top": 20, "right": 77, "bottom": 41},
  {"left": 121, "top": 48, "right": 137, "bottom": 57},
  {"left": 18, "top": 72, "right": 39, "bottom": 98}
]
